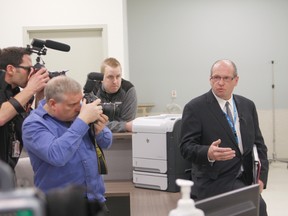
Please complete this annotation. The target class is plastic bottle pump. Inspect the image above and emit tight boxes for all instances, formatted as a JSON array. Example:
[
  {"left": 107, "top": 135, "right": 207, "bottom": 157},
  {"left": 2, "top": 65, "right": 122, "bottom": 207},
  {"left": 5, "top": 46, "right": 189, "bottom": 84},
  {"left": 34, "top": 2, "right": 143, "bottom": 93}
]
[{"left": 169, "top": 179, "right": 204, "bottom": 216}]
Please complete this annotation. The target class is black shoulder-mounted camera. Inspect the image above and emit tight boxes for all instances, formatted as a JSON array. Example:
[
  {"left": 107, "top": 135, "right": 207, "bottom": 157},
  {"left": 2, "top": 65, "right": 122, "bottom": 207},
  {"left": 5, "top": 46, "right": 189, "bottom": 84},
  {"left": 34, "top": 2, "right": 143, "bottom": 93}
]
[
  {"left": 26, "top": 38, "right": 71, "bottom": 79},
  {"left": 83, "top": 91, "right": 122, "bottom": 120},
  {"left": 83, "top": 72, "right": 122, "bottom": 120}
]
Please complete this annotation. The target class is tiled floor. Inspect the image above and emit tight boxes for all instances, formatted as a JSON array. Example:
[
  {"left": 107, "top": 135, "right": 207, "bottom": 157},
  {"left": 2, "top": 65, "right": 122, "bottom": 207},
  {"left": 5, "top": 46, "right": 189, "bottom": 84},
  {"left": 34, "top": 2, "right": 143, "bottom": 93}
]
[{"left": 262, "top": 161, "right": 288, "bottom": 216}]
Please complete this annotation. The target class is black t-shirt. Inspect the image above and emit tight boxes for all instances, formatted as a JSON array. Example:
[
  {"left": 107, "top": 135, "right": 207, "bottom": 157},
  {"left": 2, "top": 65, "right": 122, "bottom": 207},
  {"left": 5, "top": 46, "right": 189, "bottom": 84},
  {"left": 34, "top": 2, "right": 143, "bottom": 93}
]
[{"left": 0, "top": 70, "right": 31, "bottom": 169}]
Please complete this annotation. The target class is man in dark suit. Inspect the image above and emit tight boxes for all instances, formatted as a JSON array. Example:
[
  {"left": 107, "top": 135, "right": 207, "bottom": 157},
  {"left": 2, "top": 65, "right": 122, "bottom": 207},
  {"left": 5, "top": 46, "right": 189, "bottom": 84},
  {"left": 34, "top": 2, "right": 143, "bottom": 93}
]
[{"left": 180, "top": 59, "right": 268, "bottom": 216}]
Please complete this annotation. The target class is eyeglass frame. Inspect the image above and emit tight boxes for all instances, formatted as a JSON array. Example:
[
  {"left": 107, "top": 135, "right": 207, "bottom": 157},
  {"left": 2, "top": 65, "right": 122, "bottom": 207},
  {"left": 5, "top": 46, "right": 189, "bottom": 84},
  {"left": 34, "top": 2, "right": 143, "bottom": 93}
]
[
  {"left": 13, "top": 65, "right": 34, "bottom": 74},
  {"left": 210, "top": 75, "right": 236, "bottom": 82}
]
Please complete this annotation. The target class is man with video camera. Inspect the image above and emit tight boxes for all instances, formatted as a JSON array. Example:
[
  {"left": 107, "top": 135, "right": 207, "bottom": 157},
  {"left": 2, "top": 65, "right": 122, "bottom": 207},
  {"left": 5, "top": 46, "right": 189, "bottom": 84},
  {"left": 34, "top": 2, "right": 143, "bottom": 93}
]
[
  {"left": 22, "top": 75, "right": 112, "bottom": 215},
  {"left": 0, "top": 46, "right": 49, "bottom": 169}
]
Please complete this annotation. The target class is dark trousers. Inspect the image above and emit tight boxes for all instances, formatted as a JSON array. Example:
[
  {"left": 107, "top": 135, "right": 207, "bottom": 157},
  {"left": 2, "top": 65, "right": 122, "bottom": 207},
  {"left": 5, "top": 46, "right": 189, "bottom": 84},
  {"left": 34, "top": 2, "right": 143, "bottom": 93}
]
[
  {"left": 85, "top": 198, "right": 110, "bottom": 216},
  {"left": 102, "top": 203, "right": 110, "bottom": 215}
]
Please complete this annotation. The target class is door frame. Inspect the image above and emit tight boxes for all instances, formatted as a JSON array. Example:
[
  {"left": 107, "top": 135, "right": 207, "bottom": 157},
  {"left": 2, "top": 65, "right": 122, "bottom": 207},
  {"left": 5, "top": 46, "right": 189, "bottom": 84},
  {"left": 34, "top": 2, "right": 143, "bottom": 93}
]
[{"left": 22, "top": 24, "right": 108, "bottom": 56}]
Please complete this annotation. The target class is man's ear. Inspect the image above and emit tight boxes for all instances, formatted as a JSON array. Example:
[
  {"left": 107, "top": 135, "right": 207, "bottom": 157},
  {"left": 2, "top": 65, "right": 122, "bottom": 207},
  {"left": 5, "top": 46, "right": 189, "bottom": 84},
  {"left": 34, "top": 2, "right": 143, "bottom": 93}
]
[
  {"left": 48, "top": 99, "right": 57, "bottom": 111},
  {"left": 234, "top": 76, "right": 239, "bottom": 86},
  {"left": 6, "top": 65, "right": 15, "bottom": 75}
]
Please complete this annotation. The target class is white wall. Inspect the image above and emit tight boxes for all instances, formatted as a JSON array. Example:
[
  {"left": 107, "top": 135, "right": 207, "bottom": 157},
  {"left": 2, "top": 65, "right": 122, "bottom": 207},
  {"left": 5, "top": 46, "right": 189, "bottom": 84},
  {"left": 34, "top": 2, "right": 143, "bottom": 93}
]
[
  {"left": 259, "top": 109, "right": 288, "bottom": 159},
  {"left": 0, "top": 0, "right": 128, "bottom": 77},
  {"left": 0, "top": 0, "right": 287, "bottom": 159},
  {"left": 127, "top": 0, "right": 288, "bottom": 159}
]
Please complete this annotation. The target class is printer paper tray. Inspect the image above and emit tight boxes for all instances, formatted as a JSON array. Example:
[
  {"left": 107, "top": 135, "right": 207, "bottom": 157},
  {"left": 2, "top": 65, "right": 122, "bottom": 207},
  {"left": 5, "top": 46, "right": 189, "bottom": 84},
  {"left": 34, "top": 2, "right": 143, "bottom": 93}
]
[
  {"left": 133, "top": 171, "right": 168, "bottom": 191},
  {"left": 133, "top": 158, "right": 167, "bottom": 173}
]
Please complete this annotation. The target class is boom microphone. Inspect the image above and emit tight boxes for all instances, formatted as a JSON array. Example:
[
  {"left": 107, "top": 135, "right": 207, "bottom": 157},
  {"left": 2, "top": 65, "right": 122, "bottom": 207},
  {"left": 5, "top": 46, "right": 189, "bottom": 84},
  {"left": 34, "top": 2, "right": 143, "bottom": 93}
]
[
  {"left": 31, "top": 38, "right": 70, "bottom": 52},
  {"left": 31, "top": 39, "right": 45, "bottom": 49},
  {"left": 45, "top": 40, "right": 70, "bottom": 52}
]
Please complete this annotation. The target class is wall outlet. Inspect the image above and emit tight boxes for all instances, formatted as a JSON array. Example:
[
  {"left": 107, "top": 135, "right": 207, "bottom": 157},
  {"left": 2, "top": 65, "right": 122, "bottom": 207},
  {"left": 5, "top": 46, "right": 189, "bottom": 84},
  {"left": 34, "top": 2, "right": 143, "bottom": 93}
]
[{"left": 171, "top": 90, "right": 177, "bottom": 98}]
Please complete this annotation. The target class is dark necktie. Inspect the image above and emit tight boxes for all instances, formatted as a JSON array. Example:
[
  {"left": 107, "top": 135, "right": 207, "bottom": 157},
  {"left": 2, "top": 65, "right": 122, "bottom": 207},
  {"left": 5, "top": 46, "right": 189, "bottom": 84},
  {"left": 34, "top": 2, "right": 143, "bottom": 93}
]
[{"left": 225, "top": 101, "right": 234, "bottom": 124}]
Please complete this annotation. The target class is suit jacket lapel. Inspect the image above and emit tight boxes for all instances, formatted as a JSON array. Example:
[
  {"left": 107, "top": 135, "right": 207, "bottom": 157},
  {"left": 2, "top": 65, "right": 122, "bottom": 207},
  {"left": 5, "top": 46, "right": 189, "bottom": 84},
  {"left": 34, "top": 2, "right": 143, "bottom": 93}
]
[{"left": 206, "top": 90, "right": 238, "bottom": 146}]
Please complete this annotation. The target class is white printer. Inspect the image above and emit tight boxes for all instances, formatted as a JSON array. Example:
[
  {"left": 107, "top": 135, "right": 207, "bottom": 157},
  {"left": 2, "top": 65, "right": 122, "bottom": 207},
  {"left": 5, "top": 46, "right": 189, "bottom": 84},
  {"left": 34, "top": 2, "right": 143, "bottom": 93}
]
[{"left": 132, "top": 114, "right": 190, "bottom": 192}]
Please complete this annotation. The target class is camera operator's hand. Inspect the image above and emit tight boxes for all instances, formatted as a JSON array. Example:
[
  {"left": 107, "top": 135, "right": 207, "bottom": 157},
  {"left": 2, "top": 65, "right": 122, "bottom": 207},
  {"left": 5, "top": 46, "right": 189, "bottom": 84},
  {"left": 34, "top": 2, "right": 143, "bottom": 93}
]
[
  {"left": 125, "top": 120, "right": 133, "bottom": 132},
  {"left": 26, "top": 67, "right": 50, "bottom": 94},
  {"left": 35, "top": 89, "right": 45, "bottom": 108},
  {"left": 78, "top": 98, "right": 103, "bottom": 124},
  {"left": 94, "top": 114, "right": 109, "bottom": 135}
]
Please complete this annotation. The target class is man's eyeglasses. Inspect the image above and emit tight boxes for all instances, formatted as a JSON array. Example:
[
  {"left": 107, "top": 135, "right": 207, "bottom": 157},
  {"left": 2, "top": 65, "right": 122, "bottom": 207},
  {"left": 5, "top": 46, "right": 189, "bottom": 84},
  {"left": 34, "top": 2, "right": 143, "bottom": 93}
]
[
  {"left": 14, "top": 65, "right": 34, "bottom": 74},
  {"left": 210, "top": 75, "right": 236, "bottom": 82}
]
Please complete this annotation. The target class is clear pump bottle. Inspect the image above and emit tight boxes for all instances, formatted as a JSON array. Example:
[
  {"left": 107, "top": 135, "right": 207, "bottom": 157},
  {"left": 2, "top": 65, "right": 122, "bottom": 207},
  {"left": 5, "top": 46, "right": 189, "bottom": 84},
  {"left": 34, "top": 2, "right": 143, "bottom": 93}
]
[{"left": 169, "top": 179, "right": 204, "bottom": 216}]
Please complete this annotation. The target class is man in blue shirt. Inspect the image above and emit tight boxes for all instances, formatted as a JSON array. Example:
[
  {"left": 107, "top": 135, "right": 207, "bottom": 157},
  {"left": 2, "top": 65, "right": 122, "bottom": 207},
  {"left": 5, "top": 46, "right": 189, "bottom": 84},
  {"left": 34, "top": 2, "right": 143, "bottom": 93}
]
[{"left": 22, "top": 76, "right": 112, "bottom": 211}]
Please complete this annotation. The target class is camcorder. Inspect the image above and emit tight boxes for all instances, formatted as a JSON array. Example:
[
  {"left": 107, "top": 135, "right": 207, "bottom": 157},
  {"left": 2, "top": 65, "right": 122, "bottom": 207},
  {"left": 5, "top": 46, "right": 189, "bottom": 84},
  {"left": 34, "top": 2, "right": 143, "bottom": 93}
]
[
  {"left": 26, "top": 38, "right": 70, "bottom": 79},
  {"left": 0, "top": 160, "right": 104, "bottom": 216},
  {"left": 83, "top": 72, "right": 122, "bottom": 120}
]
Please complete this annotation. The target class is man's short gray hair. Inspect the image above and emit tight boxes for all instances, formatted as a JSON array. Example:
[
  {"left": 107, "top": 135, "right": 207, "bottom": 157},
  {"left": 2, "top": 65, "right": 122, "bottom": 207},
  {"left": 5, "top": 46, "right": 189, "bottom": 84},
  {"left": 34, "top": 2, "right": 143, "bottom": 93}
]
[{"left": 44, "top": 76, "right": 82, "bottom": 102}]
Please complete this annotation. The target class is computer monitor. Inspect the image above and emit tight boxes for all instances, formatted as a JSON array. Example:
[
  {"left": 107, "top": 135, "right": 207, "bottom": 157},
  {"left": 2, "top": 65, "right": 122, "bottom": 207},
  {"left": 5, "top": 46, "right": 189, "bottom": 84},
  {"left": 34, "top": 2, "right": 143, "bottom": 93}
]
[{"left": 195, "top": 184, "right": 260, "bottom": 216}]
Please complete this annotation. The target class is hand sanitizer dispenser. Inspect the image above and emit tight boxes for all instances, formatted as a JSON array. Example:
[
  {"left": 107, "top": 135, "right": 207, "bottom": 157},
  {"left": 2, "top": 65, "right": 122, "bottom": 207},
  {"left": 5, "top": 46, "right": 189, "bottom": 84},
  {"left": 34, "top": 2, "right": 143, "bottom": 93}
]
[{"left": 169, "top": 179, "right": 204, "bottom": 216}]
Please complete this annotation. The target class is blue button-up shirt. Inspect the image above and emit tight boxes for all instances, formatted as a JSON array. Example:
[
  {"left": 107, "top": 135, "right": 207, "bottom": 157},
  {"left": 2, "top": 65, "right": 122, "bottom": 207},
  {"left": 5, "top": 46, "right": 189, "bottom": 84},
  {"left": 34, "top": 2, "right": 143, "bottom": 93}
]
[{"left": 22, "top": 100, "right": 112, "bottom": 202}]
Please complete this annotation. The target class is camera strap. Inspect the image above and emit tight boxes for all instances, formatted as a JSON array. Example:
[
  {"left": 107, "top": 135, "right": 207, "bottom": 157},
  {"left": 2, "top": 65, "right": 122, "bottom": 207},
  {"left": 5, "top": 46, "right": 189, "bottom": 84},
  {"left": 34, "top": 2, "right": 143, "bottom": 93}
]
[
  {"left": 95, "top": 143, "right": 108, "bottom": 175},
  {"left": 89, "top": 124, "right": 108, "bottom": 175}
]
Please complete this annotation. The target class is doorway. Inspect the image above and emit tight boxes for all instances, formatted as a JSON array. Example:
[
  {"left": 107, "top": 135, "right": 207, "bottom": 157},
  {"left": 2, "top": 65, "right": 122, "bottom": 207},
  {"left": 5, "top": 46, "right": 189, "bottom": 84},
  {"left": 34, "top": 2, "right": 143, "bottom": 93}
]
[{"left": 23, "top": 25, "right": 107, "bottom": 87}]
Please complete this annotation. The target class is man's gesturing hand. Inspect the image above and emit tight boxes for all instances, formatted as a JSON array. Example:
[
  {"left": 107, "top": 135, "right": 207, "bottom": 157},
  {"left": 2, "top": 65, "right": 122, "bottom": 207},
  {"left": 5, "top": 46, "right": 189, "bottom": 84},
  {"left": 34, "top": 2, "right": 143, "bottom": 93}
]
[{"left": 208, "top": 139, "right": 236, "bottom": 161}]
